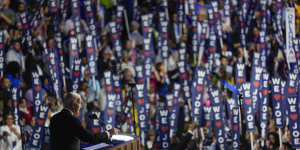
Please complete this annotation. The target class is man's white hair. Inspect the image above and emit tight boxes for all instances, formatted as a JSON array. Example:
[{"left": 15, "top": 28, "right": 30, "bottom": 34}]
[{"left": 63, "top": 92, "right": 81, "bottom": 109}]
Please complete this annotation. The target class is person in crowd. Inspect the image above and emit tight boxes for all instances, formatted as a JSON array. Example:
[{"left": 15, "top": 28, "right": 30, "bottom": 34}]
[
  {"left": 199, "top": 127, "right": 213, "bottom": 150},
  {"left": 2, "top": 77, "right": 11, "bottom": 117},
  {"left": 147, "top": 84, "right": 158, "bottom": 129},
  {"left": 79, "top": 80, "right": 89, "bottom": 115},
  {"left": 169, "top": 13, "right": 181, "bottom": 45},
  {"left": 217, "top": 56, "right": 233, "bottom": 81},
  {"left": 121, "top": 52, "right": 136, "bottom": 76},
  {"left": 80, "top": 53, "right": 88, "bottom": 81},
  {"left": 6, "top": 41, "right": 25, "bottom": 72},
  {"left": 235, "top": 46, "right": 249, "bottom": 64},
  {"left": 24, "top": 53, "right": 45, "bottom": 88},
  {"left": 0, "top": 0, "right": 16, "bottom": 25},
  {"left": 130, "top": 21, "right": 143, "bottom": 46},
  {"left": 122, "top": 68, "right": 135, "bottom": 86},
  {"left": 153, "top": 62, "right": 168, "bottom": 102},
  {"left": 82, "top": 68, "right": 101, "bottom": 104},
  {"left": 0, "top": 113, "right": 22, "bottom": 150},
  {"left": 167, "top": 50, "right": 180, "bottom": 83},
  {"left": 9, "top": 29, "right": 23, "bottom": 43},
  {"left": 170, "top": 122, "right": 197, "bottom": 150},
  {"left": 50, "top": 92, "right": 118, "bottom": 150},
  {"left": 18, "top": 97, "right": 32, "bottom": 124},
  {"left": 97, "top": 48, "right": 113, "bottom": 80},
  {"left": 248, "top": 27, "right": 260, "bottom": 44},
  {"left": 24, "top": 84, "right": 47, "bottom": 108},
  {"left": 45, "top": 95, "right": 63, "bottom": 117},
  {"left": 40, "top": 75, "right": 54, "bottom": 97},
  {"left": 125, "top": 40, "right": 137, "bottom": 65},
  {"left": 220, "top": 44, "right": 233, "bottom": 63},
  {"left": 5, "top": 61, "right": 22, "bottom": 89},
  {"left": 41, "top": 95, "right": 62, "bottom": 150},
  {"left": 23, "top": 116, "right": 35, "bottom": 143},
  {"left": 267, "top": 132, "right": 280, "bottom": 150}
]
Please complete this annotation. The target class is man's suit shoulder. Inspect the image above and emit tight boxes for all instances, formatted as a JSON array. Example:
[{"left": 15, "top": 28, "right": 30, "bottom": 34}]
[{"left": 51, "top": 109, "right": 76, "bottom": 124}]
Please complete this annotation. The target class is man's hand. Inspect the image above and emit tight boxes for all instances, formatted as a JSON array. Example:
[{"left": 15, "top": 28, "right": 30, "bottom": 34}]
[{"left": 109, "top": 128, "right": 119, "bottom": 135}]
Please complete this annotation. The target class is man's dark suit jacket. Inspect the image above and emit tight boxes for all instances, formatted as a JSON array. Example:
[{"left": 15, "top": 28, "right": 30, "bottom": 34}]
[{"left": 50, "top": 109, "right": 109, "bottom": 150}]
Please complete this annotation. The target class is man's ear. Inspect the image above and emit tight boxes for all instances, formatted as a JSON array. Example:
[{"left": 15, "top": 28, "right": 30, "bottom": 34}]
[{"left": 70, "top": 103, "right": 76, "bottom": 111}]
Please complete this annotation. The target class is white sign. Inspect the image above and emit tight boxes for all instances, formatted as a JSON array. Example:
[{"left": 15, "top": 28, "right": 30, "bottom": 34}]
[{"left": 285, "top": 8, "right": 296, "bottom": 63}]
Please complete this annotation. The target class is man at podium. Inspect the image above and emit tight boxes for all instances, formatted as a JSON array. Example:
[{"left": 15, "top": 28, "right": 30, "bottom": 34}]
[{"left": 50, "top": 92, "right": 118, "bottom": 150}]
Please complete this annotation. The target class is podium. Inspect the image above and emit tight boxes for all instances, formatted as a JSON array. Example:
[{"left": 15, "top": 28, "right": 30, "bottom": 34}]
[
  {"left": 109, "top": 137, "right": 142, "bottom": 150},
  {"left": 81, "top": 137, "right": 142, "bottom": 150}
]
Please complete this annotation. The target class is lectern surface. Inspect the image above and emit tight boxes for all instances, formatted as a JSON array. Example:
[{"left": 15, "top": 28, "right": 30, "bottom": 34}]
[
  {"left": 81, "top": 143, "right": 110, "bottom": 150},
  {"left": 81, "top": 135, "right": 140, "bottom": 150}
]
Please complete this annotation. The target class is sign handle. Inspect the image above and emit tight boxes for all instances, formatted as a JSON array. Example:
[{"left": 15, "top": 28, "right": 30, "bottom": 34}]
[
  {"left": 250, "top": 132, "right": 254, "bottom": 150},
  {"left": 278, "top": 128, "right": 283, "bottom": 147}
]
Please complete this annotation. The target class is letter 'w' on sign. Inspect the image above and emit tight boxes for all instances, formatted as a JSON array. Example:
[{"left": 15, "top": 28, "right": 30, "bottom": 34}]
[
  {"left": 160, "top": 110, "right": 168, "bottom": 117},
  {"left": 213, "top": 106, "right": 220, "bottom": 113}
]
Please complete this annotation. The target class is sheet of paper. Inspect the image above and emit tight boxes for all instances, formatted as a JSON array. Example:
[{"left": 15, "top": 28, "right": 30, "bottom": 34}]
[{"left": 111, "top": 135, "right": 134, "bottom": 142}]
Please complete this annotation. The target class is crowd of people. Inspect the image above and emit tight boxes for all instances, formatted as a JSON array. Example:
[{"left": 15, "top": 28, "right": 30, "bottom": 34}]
[{"left": 0, "top": 0, "right": 299, "bottom": 149}]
